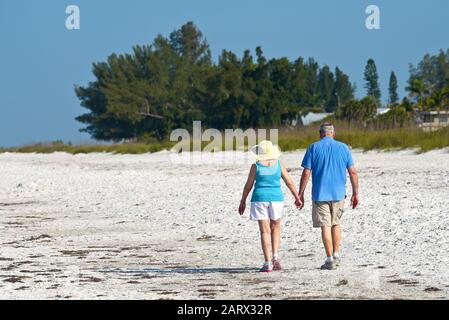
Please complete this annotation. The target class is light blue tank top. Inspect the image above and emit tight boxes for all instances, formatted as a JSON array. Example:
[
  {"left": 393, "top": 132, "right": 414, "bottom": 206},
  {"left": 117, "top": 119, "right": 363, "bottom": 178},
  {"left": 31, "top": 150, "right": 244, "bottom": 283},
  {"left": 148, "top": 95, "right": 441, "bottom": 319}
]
[{"left": 250, "top": 160, "right": 284, "bottom": 202}]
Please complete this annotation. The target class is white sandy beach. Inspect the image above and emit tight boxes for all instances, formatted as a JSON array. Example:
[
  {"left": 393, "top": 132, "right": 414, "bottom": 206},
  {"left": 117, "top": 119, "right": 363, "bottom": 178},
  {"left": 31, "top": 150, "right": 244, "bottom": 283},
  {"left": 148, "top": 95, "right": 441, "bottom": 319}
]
[{"left": 1, "top": 150, "right": 449, "bottom": 300}]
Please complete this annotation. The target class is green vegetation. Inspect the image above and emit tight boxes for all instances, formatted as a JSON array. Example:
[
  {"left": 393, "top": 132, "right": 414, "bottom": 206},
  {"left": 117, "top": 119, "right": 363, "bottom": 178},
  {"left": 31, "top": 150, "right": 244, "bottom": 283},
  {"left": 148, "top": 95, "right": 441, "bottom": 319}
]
[
  {"left": 278, "top": 121, "right": 449, "bottom": 153},
  {"left": 75, "top": 21, "right": 355, "bottom": 141},
  {"left": 407, "top": 49, "right": 449, "bottom": 111},
  {"left": 364, "top": 58, "right": 382, "bottom": 105},
  {"left": 0, "top": 141, "right": 174, "bottom": 155},
  {"left": 3, "top": 26, "right": 449, "bottom": 155},
  {"left": 339, "top": 50, "right": 449, "bottom": 129},
  {"left": 389, "top": 71, "right": 399, "bottom": 104},
  {"left": 2, "top": 121, "right": 449, "bottom": 154}
]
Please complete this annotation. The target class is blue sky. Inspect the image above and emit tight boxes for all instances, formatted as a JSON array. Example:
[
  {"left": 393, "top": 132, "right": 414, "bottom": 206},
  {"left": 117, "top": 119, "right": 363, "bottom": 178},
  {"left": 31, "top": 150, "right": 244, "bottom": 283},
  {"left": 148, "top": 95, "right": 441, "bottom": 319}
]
[{"left": 1, "top": 0, "right": 448, "bottom": 147}]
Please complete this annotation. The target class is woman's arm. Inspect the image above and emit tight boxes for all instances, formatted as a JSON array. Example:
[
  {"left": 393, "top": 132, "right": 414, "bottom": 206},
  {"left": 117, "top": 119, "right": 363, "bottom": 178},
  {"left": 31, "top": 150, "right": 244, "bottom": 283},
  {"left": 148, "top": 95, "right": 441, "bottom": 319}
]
[
  {"left": 280, "top": 161, "right": 302, "bottom": 208},
  {"left": 238, "top": 164, "right": 256, "bottom": 215}
]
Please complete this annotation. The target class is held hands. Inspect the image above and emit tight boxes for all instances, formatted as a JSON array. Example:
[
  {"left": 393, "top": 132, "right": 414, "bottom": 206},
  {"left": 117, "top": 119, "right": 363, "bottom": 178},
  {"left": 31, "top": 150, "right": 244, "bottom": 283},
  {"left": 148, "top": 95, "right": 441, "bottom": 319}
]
[
  {"left": 294, "top": 194, "right": 303, "bottom": 209},
  {"left": 296, "top": 193, "right": 305, "bottom": 210}
]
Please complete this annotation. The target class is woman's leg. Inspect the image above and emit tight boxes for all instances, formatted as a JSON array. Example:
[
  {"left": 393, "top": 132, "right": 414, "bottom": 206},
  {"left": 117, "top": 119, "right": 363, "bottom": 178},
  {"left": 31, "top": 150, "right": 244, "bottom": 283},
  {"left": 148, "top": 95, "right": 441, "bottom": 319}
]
[
  {"left": 258, "top": 220, "right": 272, "bottom": 262},
  {"left": 270, "top": 219, "right": 281, "bottom": 259}
]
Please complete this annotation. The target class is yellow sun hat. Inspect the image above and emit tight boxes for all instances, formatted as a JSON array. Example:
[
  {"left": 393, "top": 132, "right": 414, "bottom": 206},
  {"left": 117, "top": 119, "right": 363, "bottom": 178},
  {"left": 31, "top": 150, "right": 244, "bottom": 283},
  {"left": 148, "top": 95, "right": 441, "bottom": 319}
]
[{"left": 249, "top": 140, "right": 281, "bottom": 161}]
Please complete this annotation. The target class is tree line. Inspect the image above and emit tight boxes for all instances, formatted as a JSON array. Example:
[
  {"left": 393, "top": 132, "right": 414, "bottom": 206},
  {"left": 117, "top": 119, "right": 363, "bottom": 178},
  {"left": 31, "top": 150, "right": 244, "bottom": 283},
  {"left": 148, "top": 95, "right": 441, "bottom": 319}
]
[
  {"left": 407, "top": 49, "right": 449, "bottom": 112},
  {"left": 336, "top": 50, "right": 449, "bottom": 129},
  {"left": 75, "top": 22, "right": 449, "bottom": 141},
  {"left": 75, "top": 22, "right": 355, "bottom": 141}
]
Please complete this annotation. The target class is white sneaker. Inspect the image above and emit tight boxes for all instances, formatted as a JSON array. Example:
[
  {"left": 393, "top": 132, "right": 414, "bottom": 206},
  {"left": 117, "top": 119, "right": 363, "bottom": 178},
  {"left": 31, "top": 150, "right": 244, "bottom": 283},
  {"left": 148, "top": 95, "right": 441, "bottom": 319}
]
[{"left": 259, "top": 262, "right": 273, "bottom": 273}]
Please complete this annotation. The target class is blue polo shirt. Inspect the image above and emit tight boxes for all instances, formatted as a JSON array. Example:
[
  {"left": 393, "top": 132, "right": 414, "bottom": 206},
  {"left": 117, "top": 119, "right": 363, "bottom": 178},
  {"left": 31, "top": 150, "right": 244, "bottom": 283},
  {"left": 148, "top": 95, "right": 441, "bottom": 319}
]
[{"left": 301, "top": 137, "right": 354, "bottom": 201}]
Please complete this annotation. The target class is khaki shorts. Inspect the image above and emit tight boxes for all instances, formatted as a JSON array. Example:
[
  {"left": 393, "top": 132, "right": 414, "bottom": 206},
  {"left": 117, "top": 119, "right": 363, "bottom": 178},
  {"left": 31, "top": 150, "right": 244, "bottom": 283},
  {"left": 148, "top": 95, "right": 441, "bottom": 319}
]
[{"left": 312, "top": 200, "right": 345, "bottom": 228}]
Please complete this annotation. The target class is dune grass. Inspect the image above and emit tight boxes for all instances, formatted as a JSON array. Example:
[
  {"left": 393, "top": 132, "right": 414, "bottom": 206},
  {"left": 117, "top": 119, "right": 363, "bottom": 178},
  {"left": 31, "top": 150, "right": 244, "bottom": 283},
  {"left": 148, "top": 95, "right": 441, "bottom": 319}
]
[
  {"left": 1, "top": 123, "right": 449, "bottom": 155},
  {"left": 0, "top": 141, "right": 175, "bottom": 155},
  {"left": 278, "top": 123, "right": 449, "bottom": 153}
]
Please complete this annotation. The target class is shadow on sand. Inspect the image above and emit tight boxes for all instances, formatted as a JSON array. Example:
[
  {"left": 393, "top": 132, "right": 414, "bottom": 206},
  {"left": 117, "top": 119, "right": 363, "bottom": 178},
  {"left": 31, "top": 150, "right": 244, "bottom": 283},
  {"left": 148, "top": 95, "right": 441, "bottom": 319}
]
[{"left": 99, "top": 267, "right": 259, "bottom": 274}]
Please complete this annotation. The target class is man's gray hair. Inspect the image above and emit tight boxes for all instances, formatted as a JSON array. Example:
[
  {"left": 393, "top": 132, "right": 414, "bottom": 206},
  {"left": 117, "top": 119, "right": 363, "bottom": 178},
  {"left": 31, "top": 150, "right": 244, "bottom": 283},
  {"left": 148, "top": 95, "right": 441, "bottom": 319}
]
[{"left": 319, "top": 122, "right": 335, "bottom": 134}]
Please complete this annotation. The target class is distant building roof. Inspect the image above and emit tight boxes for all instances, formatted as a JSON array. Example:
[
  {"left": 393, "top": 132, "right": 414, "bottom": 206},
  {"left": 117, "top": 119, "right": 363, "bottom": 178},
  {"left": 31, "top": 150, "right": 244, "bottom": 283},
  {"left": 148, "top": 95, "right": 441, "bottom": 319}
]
[
  {"left": 420, "top": 110, "right": 449, "bottom": 115},
  {"left": 301, "top": 113, "right": 332, "bottom": 126},
  {"left": 377, "top": 108, "right": 390, "bottom": 115}
]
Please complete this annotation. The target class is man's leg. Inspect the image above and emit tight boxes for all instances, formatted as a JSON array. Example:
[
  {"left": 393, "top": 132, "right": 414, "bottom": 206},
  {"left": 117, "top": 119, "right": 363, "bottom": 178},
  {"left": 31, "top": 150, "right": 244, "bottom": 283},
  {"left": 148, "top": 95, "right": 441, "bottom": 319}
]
[
  {"left": 314, "top": 202, "right": 335, "bottom": 270},
  {"left": 331, "top": 224, "right": 341, "bottom": 256},
  {"left": 321, "top": 226, "right": 333, "bottom": 258},
  {"left": 258, "top": 220, "right": 272, "bottom": 263},
  {"left": 331, "top": 200, "right": 344, "bottom": 262}
]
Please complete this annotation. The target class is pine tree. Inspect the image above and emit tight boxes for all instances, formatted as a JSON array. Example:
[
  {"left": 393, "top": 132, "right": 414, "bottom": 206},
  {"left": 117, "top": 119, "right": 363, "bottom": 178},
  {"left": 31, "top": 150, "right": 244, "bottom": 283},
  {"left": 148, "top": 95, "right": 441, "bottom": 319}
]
[
  {"left": 388, "top": 71, "right": 399, "bottom": 104},
  {"left": 318, "top": 66, "right": 335, "bottom": 112},
  {"left": 364, "top": 58, "right": 381, "bottom": 105},
  {"left": 334, "top": 67, "right": 355, "bottom": 109},
  {"left": 169, "top": 21, "right": 211, "bottom": 66}
]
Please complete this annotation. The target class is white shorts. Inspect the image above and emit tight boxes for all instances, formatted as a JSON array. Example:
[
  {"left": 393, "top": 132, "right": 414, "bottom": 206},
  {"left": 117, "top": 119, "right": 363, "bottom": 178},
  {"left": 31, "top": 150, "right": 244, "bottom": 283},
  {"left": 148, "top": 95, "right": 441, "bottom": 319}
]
[{"left": 250, "top": 202, "right": 284, "bottom": 221}]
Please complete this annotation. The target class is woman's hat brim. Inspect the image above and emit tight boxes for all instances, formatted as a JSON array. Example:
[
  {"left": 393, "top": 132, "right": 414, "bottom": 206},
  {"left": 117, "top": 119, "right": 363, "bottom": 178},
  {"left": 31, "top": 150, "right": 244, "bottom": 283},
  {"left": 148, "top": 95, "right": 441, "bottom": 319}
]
[{"left": 249, "top": 144, "right": 281, "bottom": 161}]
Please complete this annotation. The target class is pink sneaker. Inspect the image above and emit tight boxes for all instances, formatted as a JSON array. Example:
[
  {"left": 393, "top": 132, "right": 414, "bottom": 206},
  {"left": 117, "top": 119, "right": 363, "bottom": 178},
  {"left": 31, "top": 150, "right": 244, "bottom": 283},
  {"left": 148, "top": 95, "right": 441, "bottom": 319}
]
[
  {"left": 259, "top": 262, "right": 273, "bottom": 273},
  {"left": 272, "top": 259, "right": 282, "bottom": 271}
]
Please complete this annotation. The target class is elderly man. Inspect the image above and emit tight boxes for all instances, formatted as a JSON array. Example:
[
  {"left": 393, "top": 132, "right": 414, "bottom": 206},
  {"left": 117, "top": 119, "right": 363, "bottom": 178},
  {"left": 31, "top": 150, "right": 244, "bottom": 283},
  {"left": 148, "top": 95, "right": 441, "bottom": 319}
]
[{"left": 298, "top": 123, "right": 359, "bottom": 270}]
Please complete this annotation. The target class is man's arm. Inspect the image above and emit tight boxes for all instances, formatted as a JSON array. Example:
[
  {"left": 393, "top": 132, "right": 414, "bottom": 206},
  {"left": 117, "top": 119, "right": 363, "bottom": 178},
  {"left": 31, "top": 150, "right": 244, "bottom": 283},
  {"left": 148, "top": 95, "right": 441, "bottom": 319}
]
[
  {"left": 298, "top": 168, "right": 311, "bottom": 210},
  {"left": 348, "top": 166, "right": 359, "bottom": 209}
]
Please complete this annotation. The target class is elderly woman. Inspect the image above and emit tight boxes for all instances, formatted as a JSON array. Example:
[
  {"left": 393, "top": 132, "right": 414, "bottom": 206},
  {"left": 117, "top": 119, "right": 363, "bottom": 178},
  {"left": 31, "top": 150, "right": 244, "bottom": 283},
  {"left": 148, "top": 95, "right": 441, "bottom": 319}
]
[{"left": 239, "top": 140, "right": 302, "bottom": 272}]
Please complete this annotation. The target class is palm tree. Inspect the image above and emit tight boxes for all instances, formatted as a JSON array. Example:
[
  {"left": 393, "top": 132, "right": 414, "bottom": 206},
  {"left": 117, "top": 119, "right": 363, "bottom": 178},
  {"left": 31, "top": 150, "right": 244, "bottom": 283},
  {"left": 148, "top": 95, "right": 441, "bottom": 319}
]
[
  {"left": 425, "top": 87, "right": 449, "bottom": 127},
  {"left": 406, "top": 79, "right": 428, "bottom": 110}
]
